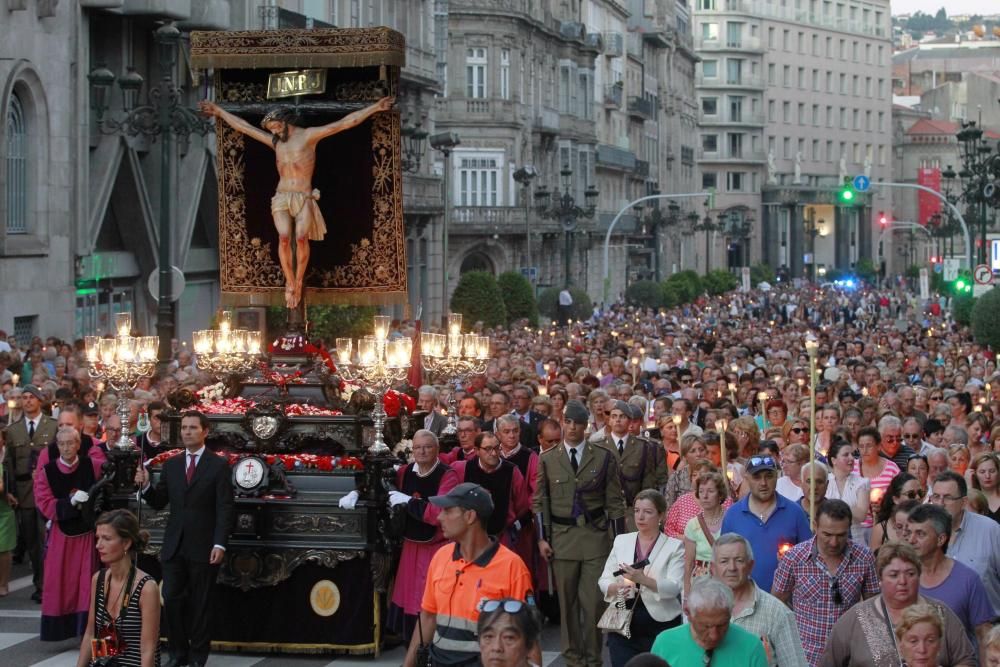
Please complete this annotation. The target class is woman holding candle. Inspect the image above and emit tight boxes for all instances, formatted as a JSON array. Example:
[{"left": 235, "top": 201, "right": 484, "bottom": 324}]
[
  {"left": 869, "top": 473, "right": 922, "bottom": 550},
  {"left": 663, "top": 435, "right": 707, "bottom": 507},
  {"left": 853, "top": 427, "right": 900, "bottom": 543},
  {"left": 681, "top": 471, "right": 727, "bottom": 598}
]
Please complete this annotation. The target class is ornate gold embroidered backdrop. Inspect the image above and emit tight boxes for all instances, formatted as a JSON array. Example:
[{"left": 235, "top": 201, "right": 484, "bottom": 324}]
[{"left": 191, "top": 28, "right": 407, "bottom": 306}]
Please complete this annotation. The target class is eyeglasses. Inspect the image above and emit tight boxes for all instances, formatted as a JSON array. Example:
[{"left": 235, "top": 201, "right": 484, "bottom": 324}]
[
  {"left": 929, "top": 493, "right": 966, "bottom": 503},
  {"left": 900, "top": 490, "right": 921, "bottom": 500},
  {"left": 477, "top": 446, "right": 501, "bottom": 454},
  {"left": 831, "top": 579, "right": 843, "bottom": 605},
  {"left": 480, "top": 599, "right": 528, "bottom": 614},
  {"left": 902, "top": 434, "right": 921, "bottom": 440},
  {"left": 930, "top": 395, "right": 943, "bottom": 401}
]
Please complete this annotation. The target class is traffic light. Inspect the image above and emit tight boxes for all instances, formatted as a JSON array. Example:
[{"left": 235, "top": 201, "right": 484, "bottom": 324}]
[
  {"left": 954, "top": 278, "right": 972, "bottom": 294},
  {"left": 839, "top": 177, "right": 856, "bottom": 203},
  {"left": 878, "top": 211, "right": 888, "bottom": 228}
]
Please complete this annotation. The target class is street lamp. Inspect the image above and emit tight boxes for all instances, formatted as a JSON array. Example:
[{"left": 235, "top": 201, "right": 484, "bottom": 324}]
[
  {"left": 535, "top": 166, "right": 598, "bottom": 287},
  {"left": 722, "top": 209, "right": 754, "bottom": 269},
  {"left": 430, "top": 131, "right": 461, "bottom": 320},
  {"left": 401, "top": 121, "right": 428, "bottom": 173},
  {"left": 638, "top": 191, "right": 681, "bottom": 282},
  {"left": 513, "top": 166, "right": 537, "bottom": 287},
  {"left": 88, "top": 23, "right": 212, "bottom": 364},
  {"left": 954, "top": 122, "right": 1000, "bottom": 265},
  {"left": 692, "top": 207, "right": 723, "bottom": 274}
]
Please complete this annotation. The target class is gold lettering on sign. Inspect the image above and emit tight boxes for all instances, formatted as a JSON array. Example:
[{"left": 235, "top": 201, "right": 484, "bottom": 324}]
[{"left": 266, "top": 69, "right": 327, "bottom": 100}]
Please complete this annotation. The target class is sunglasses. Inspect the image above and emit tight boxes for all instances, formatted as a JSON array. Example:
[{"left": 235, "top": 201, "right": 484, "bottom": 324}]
[
  {"left": 480, "top": 599, "right": 528, "bottom": 614},
  {"left": 748, "top": 456, "right": 776, "bottom": 468},
  {"left": 831, "top": 579, "right": 843, "bottom": 605},
  {"left": 790, "top": 427, "right": 807, "bottom": 434}
]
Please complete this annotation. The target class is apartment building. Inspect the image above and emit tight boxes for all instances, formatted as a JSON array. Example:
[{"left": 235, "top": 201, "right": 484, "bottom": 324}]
[{"left": 694, "top": 0, "right": 893, "bottom": 278}]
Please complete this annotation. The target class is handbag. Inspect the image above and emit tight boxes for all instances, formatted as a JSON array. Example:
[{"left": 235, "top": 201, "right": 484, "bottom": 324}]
[
  {"left": 597, "top": 586, "right": 635, "bottom": 638},
  {"left": 89, "top": 566, "right": 136, "bottom": 667}
]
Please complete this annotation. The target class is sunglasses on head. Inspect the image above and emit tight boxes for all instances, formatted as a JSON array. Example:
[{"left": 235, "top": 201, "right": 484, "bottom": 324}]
[
  {"left": 748, "top": 456, "right": 776, "bottom": 468},
  {"left": 480, "top": 599, "right": 529, "bottom": 614}
]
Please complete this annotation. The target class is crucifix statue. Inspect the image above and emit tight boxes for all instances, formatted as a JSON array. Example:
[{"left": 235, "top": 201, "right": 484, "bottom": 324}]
[{"left": 199, "top": 96, "right": 394, "bottom": 308}]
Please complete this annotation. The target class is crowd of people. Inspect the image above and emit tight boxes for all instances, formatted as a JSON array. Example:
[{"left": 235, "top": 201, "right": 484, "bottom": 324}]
[{"left": 2, "top": 279, "right": 1000, "bottom": 666}]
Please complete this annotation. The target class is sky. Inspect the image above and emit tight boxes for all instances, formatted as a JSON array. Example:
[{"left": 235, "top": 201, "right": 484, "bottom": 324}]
[{"left": 891, "top": 0, "right": 987, "bottom": 16}]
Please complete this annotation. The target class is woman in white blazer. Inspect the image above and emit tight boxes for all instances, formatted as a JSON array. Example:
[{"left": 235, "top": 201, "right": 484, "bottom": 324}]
[{"left": 598, "top": 489, "right": 685, "bottom": 667}]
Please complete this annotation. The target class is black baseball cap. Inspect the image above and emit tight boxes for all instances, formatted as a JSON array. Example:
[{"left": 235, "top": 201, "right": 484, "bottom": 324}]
[
  {"left": 429, "top": 482, "right": 494, "bottom": 518},
  {"left": 83, "top": 401, "right": 99, "bottom": 416}
]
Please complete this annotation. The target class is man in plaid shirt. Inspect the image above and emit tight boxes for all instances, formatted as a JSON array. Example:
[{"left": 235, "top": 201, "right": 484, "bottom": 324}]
[{"left": 772, "top": 498, "right": 879, "bottom": 666}]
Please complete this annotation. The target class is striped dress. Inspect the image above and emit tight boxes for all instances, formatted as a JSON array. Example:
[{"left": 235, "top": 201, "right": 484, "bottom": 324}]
[
  {"left": 93, "top": 572, "right": 159, "bottom": 667},
  {"left": 853, "top": 458, "right": 900, "bottom": 527}
]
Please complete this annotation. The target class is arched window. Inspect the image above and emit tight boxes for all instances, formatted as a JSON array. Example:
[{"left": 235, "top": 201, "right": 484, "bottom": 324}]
[{"left": 5, "top": 92, "right": 27, "bottom": 234}]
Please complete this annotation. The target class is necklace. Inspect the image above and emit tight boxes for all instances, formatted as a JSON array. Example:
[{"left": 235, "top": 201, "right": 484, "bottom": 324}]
[{"left": 701, "top": 509, "right": 723, "bottom": 525}]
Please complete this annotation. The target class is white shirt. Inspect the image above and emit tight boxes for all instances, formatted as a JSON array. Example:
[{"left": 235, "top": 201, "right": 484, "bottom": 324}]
[
  {"left": 563, "top": 441, "right": 585, "bottom": 465},
  {"left": 558, "top": 289, "right": 573, "bottom": 306},
  {"left": 24, "top": 415, "right": 41, "bottom": 437}
]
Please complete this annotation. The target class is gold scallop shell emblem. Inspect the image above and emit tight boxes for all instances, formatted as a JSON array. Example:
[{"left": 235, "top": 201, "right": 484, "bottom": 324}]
[{"left": 309, "top": 579, "right": 340, "bottom": 617}]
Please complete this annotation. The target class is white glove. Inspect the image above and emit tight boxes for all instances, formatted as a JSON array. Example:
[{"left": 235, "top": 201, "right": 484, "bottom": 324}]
[
  {"left": 71, "top": 490, "right": 90, "bottom": 506},
  {"left": 388, "top": 490, "right": 411, "bottom": 507},
  {"left": 338, "top": 490, "right": 359, "bottom": 510}
]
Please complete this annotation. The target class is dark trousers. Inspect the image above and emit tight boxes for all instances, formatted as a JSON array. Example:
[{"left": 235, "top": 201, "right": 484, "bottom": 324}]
[
  {"left": 16, "top": 508, "right": 44, "bottom": 591},
  {"left": 606, "top": 610, "right": 681, "bottom": 667},
  {"left": 161, "top": 555, "right": 218, "bottom": 663}
]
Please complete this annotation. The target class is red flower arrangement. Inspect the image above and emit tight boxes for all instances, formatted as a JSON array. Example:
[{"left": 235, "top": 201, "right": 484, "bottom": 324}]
[
  {"left": 146, "top": 448, "right": 363, "bottom": 472},
  {"left": 382, "top": 390, "right": 416, "bottom": 417}
]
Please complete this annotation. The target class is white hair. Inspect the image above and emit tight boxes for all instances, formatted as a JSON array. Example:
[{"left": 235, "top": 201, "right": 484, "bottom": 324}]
[{"left": 687, "top": 577, "right": 734, "bottom": 615}]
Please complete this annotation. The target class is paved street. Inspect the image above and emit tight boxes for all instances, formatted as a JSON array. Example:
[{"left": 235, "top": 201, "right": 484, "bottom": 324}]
[{"left": 0, "top": 562, "right": 572, "bottom": 667}]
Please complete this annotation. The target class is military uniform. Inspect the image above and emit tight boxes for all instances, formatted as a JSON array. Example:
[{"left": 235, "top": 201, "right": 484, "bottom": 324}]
[
  {"left": 606, "top": 433, "right": 668, "bottom": 530},
  {"left": 3, "top": 413, "right": 58, "bottom": 592},
  {"left": 533, "top": 440, "right": 626, "bottom": 667}
]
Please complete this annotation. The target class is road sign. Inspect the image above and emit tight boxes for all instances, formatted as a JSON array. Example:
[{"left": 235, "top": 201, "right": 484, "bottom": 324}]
[
  {"left": 919, "top": 268, "right": 929, "bottom": 300},
  {"left": 933, "top": 262, "right": 942, "bottom": 274},
  {"left": 852, "top": 175, "right": 870, "bottom": 192},
  {"left": 974, "top": 264, "right": 993, "bottom": 285},
  {"left": 974, "top": 284, "right": 994, "bottom": 298},
  {"left": 147, "top": 266, "right": 186, "bottom": 302},
  {"left": 943, "top": 259, "right": 960, "bottom": 282},
  {"left": 520, "top": 267, "right": 538, "bottom": 281}
]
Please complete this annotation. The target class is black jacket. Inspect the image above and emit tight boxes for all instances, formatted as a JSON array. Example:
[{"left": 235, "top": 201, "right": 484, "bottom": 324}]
[{"left": 142, "top": 449, "right": 234, "bottom": 562}]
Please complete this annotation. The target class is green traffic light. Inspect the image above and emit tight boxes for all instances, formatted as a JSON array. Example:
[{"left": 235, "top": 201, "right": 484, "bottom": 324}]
[
  {"left": 840, "top": 189, "right": 854, "bottom": 202},
  {"left": 955, "top": 279, "right": 967, "bottom": 291}
]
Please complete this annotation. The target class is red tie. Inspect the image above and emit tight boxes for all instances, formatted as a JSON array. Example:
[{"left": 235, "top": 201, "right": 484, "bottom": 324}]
[{"left": 186, "top": 454, "right": 196, "bottom": 484}]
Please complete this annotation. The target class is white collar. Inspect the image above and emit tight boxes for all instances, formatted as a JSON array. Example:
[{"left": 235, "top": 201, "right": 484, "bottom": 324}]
[
  {"left": 501, "top": 443, "right": 521, "bottom": 458},
  {"left": 185, "top": 446, "right": 206, "bottom": 459},
  {"left": 564, "top": 441, "right": 585, "bottom": 457},
  {"left": 59, "top": 456, "right": 78, "bottom": 467}
]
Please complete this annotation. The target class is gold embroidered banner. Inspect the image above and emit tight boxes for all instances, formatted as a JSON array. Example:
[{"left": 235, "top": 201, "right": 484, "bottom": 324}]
[{"left": 196, "top": 28, "right": 407, "bottom": 306}]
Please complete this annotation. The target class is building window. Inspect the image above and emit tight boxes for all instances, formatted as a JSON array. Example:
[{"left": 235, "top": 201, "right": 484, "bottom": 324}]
[
  {"left": 767, "top": 63, "right": 775, "bottom": 85},
  {"left": 702, "top": 60, "right": 717, "bottom": 78},
  {"left": 500, "top": 48, "right": 510, "bottom": 100},
  {"left": 826, "top": 140, "right": 833, "bottom": 162},
  {"left": 466, "top": 48, "right": 487, "bottom": 98},
  {"left": 578, "top": 70, "right": 593, "bottom": 120},
  {"left": 702, "top": 134, "right": 718, "bottom": 152},
  {"left": 459, "top": 155, "right": 500, "bottom": 206},
  {"left": 702, "top": 172, "right": 717, "bottom": 189},
  {"left": 767, "top": 99, "right": 775, "bottom": 121},
  {"left": 727, "top": 171, "right": 744, "bottom": 192},
  {"left": 702, "top": 22, "right": 719, "bottom": 40},
  {"left": 13, "top": 315, "right": 37, "bottom": 342},
  {"left": 702, "top": 97, "right": 718, "bottom": 115},
  {"left": 5, "top": 91, "right": 27, "bottom": 234}
]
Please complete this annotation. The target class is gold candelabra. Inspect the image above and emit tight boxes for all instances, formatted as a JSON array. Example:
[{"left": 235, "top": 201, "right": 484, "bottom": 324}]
[
  {"left": 85, "top": 312, "right": 158, "bottom": 450},
  {"left": 335, "top": 315, "right": 412, "bottom": 455},
  {"left": 192, "top": 311, "right": 262, "bottom": 378},
  {"left": 420, "top": 313, "right": 490, "bottom": 433}
]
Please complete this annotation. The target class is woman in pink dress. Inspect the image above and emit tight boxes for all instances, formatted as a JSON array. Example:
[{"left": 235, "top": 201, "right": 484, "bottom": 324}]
[{"left": 34, "top": 426, "right": 103, "bottom": 641}]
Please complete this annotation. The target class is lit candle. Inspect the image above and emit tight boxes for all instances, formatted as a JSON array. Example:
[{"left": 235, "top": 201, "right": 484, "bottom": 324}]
[
  {"left": 778, "top": 542, "right": 793, "bottom": 558},
  {"left": 10, "top": 374, "right": 18, "bottom": 386},
  {"left": 6, "top": 399, "right": 15, "bottom": 424},
  {"left": 870, "top": 487, "right": 885, "bottom": 504},
  {"left": 672, "top": 415, "right": 682, "bottom": 427}
]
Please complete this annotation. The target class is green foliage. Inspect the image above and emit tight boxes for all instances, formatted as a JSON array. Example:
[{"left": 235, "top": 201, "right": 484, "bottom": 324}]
[
  {"left": 266, "top": 305, "right": 378, "bottom": 345},
  {"left": 497, "top": 271, "right": 539, "bottom": 327},
  {"left": 661, "top": 282, "right": 683, "bottom": 309},
  {"left": 971, "top": 287, "right": 1000, "bottom": 350},
  {"left": 703, "top": 270, "right": 739, "bottom": 296},
  {"left": 749, "top": 263, "right": 775, "bottom": 286},
  {"left": 625, "top": 280, "right": 664, "bottom": 309},
  {"left": 952, "top": 293, "right": 975, "bottom": 326},
  {"left": 854, "top": 258, "right": 879, "bottom": 285},
  {"left": 538, "top": 286, "right": 593, "bottom": 322},
  {"left": 450, "top": 271, "right": 507, "bottom": 328},
  {"left": 666, "top": 271, "right": 703, "bottom": 303}
]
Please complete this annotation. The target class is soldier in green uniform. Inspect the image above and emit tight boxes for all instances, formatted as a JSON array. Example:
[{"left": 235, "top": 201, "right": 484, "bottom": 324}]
[
  {"left": 2, "top": 385, "right": 58, "bottom": 600},
  {"left": 606, "top": 401, "right": 667, "bottom": 530},
  {"left": 533, "top": 400, "right": 626, "bottom": 667}
]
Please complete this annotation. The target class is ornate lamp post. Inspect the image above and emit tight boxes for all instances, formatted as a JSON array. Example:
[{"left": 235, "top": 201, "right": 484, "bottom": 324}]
[
  {"left": 513, "top": 166, "right": 537, "bottom": 287},
  {"left": 534, "top": 166, "right": 598, "bottom": 287},
  {"left": 88, "top": 23, "right": 213, "bottom": 364},
  {"left": 692, "top": 211, "right": 724, "bottom": 274},
  {"left": 640, "top": 192, "right": 682, "bottom": 281},
  {"left": 420, "top": 313, "right": 490, "bottom": 434},
  {"left": 192, "top": 311, "right": 263, "bottom": 379},
  {"left": 401, "top": 121, "right": 428, "bottom": 173},
  {"left": 335, "top": 316, "right": 412, "bottom": 455},
  {"left": 723, "top": 210, "right": 754, "bottom": 268},
  {"left": 955, "top": 122, "right": 1000, "bottom": 265}
]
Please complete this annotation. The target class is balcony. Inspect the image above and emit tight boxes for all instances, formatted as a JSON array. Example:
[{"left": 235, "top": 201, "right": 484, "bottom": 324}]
[
  {"left": 535, "top": 107, "right": 560, "bottom": 134},
  {"left": 559, "top": 21, "right": 585, "bottom": 41},
  {"left": 695, "top": 35, "right": 763, "bottom": 52},
  {"left": 437, "top": 97, "right": 521, "bottom": 124},
  {"left": 697, "top": 148, "right": 766, "bottom": 162},
  {"left": 604, "top": 32, "right": 624, "bottom": 57},
  {"left": 451, "top": 207, "right": 527, "bottom": 235},
  {"left": 698, "top": 111, "right": 765, "bottom": 126},
  {"left": 121, "top": 0, "right": 192, "bottom": 20},
  {"left": 604, "top": 84, "right": 624, "bottom": 109},
  {"left": 627, "top": 96, "right": 655, "bottom": 120},
  {"left": 596, "top": 144, "right": 637, "bottom": 171},
  {"left": 696, "top": 74, "right": 765, "bottom": 90},
  {"left": 629, "top": 16, "right": 671, "bottom": 48}
]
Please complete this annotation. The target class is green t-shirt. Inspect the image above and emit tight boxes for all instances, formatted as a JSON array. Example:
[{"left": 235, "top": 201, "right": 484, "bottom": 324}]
[{"left": 651, "top": 622, "right": 768, "bottom": 667}]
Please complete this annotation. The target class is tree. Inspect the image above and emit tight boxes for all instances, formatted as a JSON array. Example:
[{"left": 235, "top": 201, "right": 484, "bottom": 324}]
[
  {"left": 952, "top": 293, "right": 975, "bottom": 326},
  {"left": 666, "top": 271, "right": 703, "bottom": 303},
  {"left": 854, "top": 258, "right": 879, "bottom": 285},
  {"left": 971, "top": 287, "right": 1000, "bottom": 350},
  {"left": 450, "top": 271, "right": 507, "bottom": 328},
  {"left": 749, "top": 263, "right": 775, "bottom": 286},
  {"left": 497, "top": 271, "right": 539, "bottom": 326},
  {"left": 538, "top": 286, "right": 593, "bottom": 322},
  {"left": 625, "top": 280, "right": 664, "bottom": 309},
  {"left": 704, "top": 270, "right": 739, "bottom": 295}
]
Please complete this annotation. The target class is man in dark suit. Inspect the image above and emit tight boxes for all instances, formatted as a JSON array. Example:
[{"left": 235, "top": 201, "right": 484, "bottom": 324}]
[
  {"left": 417, "top": 385, "right": 448, "bottom": 436},
  {"left": 135, "top": 410, "right": 234, "bottom": 667},
  {"left": 2, "top": 384, "right": 58, "bottom": 601}
]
